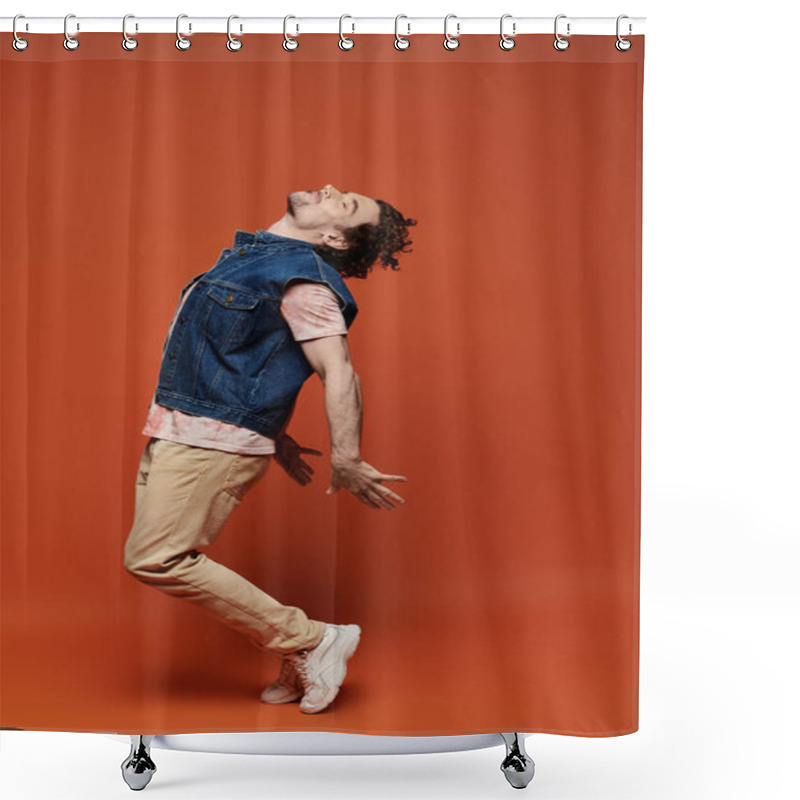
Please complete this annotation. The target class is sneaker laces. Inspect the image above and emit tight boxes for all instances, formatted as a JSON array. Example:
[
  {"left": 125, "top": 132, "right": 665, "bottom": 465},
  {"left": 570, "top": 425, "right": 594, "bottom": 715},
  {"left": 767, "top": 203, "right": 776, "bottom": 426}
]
[
  {"left": 287, "top": 649, "right": 311, "bottom": 685},
  {"left": 277, "top": 655, "right": 299, "bottom": 685}
]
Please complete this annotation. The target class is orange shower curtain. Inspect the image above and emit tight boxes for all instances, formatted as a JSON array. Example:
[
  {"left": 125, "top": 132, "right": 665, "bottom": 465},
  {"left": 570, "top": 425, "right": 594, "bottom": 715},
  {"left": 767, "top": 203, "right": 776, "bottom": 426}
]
[{"left": 0, "top": 31, "right": 644, "bottom": 736}]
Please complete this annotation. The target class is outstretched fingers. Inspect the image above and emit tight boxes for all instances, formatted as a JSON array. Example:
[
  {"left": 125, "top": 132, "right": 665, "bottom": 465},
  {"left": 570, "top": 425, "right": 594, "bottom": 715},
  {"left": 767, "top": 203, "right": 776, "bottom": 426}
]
[{"left": 364, "top": 488, "right": 398, "bottom": 510}]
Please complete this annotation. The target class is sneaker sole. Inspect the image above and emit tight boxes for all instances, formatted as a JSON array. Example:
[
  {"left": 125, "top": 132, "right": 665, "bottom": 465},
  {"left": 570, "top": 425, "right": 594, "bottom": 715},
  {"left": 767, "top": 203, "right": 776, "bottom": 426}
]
[{"left": 260, "top": 687, "right": 303, "bottom": 704}]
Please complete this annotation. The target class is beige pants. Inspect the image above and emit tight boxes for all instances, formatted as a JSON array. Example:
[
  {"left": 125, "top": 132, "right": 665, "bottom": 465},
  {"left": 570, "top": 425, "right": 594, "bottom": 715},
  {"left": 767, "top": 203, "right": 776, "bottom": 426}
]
[{"left": 123, "top": 437, "right": 327, "bottom": 654}]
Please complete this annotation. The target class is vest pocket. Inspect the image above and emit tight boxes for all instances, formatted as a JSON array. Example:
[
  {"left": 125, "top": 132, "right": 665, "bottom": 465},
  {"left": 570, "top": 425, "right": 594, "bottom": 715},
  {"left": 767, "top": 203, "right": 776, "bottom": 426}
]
[
  {"left": 206, "top": 284, "right": 261, "bottom": 310},
  {"left": 202, "top": 285, "right": 262, "bottom": 347}
]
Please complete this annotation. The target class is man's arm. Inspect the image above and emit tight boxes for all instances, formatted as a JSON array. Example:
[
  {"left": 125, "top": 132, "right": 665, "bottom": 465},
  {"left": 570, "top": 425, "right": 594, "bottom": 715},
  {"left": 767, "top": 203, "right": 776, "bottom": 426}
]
[
  {"left": 298, "top": 334, "right": 362, "bottom": 464},
  {"left": 299, "top": 334, "right": 406, "bottom": 510}
]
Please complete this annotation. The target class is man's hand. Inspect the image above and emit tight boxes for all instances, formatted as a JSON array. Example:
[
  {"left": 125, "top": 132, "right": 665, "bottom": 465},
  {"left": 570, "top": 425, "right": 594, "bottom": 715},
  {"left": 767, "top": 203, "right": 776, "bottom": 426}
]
[
  {"left": 326, "top": 458, "right": 408, "bottom": 510},
  {"left": 274, "top": 433, "right": 323, "bottom": 486}
]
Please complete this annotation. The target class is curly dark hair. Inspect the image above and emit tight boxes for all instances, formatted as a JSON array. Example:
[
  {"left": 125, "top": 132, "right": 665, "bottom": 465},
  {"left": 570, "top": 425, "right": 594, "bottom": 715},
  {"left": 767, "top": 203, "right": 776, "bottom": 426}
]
[{"left": 313, "top": 199, "right": 417, "bottom": 280}]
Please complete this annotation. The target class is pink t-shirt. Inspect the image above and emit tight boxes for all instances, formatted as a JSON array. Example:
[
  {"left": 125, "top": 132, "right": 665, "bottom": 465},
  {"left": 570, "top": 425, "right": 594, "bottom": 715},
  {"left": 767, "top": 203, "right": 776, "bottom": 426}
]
[{"left": 142, "top": 280, "right": 347, "bottom": 455}]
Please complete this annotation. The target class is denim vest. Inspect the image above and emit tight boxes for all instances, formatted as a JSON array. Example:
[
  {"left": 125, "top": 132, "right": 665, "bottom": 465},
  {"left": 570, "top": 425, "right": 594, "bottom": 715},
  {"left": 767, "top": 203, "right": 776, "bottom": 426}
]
[{"left": 154, "top": 229, "right": 359, "bottom": 438}]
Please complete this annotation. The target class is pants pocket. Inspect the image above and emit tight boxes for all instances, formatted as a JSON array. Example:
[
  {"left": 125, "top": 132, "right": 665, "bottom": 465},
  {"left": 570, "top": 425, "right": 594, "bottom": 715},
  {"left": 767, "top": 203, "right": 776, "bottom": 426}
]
[
  {"left": 222, "top": 455, "right": 270, "bottom": 502},
  {"left": 135, "top": 438, "right": 159, "bottom": 486}
]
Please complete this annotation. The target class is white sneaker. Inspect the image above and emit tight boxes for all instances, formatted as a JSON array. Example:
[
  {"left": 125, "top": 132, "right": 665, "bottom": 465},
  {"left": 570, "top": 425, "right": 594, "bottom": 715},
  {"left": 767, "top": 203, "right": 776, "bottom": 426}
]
[
  {"left": 260, "top": 657, "right": 303, "bottom": 704},
  {"left": 285, "top": 623, "right": 361, "bottom": 714}
]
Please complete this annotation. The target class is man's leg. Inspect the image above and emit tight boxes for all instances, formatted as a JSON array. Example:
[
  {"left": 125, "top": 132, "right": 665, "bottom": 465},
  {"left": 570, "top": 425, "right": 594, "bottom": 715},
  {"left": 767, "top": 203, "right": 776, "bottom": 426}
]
[{"left": 123, "top": 437, "right": 327, "bottom": 654}]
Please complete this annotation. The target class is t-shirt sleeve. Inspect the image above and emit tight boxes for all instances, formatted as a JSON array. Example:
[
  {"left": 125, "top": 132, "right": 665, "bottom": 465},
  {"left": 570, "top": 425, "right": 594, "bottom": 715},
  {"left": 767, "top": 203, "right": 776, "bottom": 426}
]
[{"left": 280, "top": 281, "right": 348, "bottom": 342}]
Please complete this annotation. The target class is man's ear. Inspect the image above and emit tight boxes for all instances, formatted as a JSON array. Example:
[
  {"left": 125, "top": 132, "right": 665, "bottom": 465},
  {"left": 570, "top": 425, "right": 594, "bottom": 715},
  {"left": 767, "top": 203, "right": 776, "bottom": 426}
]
[{"left": 321, "top": 230, "right": 349, "bottom": 251}]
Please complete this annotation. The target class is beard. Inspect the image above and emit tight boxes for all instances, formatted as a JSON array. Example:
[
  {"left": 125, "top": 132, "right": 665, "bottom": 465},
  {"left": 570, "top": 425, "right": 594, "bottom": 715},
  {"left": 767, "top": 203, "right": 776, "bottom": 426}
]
[{"left": 287, "top": 190, "right": 318, "bottom": 217}]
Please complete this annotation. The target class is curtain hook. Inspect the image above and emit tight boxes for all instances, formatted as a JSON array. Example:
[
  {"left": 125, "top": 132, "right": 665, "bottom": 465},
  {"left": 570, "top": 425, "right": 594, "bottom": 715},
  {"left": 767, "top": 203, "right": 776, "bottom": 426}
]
[
  {"left": 499, "top": 13, "right": 516, "bottom": 50},
  {"left": 64, "top": 13, "right": 80, "bottom": 51},
  {"left": 12, "top": 14, "right": 29, "bottom": 51},
  {"left": 122, "top": 14, "right": 138, "bottom": 51},
  {"left": 443, "top": 14, "right": 460, "bottom": 51},
  {"left": 176, "top": 14, "right": 191, "bottom": 50},
  {"left": 227, "top": 15, "right": 243, "bottom": 51},
  {"left": 394, "top": 15, "right": 410, "bottom": 51},
  {"left": 283, "top": 15, "right": 299, "bottom": 51},
  {"left": 553, "top": 14, "right": 570, "bottom": 51},
  {"left": 615, "top": 14, "right": 632, "bottom": 51},
  {"left": 339, "top": 14, "right": 355, "bottom": 50}
]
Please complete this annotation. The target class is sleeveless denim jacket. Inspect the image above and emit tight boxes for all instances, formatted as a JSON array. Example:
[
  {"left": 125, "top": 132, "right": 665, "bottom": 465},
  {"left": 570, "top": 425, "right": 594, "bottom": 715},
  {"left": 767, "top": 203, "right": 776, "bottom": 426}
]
[{"left": 154, "top": 229, "right": 359, "bottom": 438}]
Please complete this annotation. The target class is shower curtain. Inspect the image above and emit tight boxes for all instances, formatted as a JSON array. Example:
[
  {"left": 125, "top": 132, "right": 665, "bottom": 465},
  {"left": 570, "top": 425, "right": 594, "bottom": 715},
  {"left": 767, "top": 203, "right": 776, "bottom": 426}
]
[{"left": 0, "top": 29, "right": 644, "bottom": 737}]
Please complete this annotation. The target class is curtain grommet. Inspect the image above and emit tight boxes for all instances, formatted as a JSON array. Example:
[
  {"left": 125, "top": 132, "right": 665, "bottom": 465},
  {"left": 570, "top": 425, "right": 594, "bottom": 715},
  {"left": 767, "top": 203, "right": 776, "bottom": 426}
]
[
  {"left": 176, "top": 14, "right": 191, "bottom": 50},
  {"left": 12, "top": 14, "right": 29, "bottom": 51},
  {"left": 394, "top": 15, "right": 410, "bottom": 50},
  {"left": 63, "top": 13, "right": 80, "bottom": 50},
  {"left": 283, "top": 15, "right": 299, "bottom": 51},
  {"left": 553, "top": 14, "right": 570, "bottom": 51},
  {"left": 339, "top": 14, "right": 355, "bottom": 50},
  {"left": 615, "top": 15, "right": 632, "bottom": 51},
  {"left": 122, "top": 14, "right": 138, "bottom": 50},
  {"left": 499, "top": 14, "right": 516, "bottom": 50},
  {"left": 443, "top": 14, "right": 460, "bottom": 51},
  {"left": 227, "top": 15, "right": 243, "bottom": 51}
]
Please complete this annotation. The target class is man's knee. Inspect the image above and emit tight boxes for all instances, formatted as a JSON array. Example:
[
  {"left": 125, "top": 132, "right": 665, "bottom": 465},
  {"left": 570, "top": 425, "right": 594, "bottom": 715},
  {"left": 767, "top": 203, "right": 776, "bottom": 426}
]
[
  {"left": 123, "top": 550, "right": 159, "bottom": 579},
  {"left": 124, "top": 543, "right": 196, "bottom": 582},
  {"left": 124, "top": 541, "right": 170, "bottom": 578},
  {"left": 123, "top": 518, "right": 175, "bottom": 575}
]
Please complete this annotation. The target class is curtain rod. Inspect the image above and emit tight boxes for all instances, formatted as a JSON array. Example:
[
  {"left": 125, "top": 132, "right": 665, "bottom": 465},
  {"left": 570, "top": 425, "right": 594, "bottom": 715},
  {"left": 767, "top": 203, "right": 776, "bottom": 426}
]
[{"left": 1, "top": 16, "right": 646, "bottom": 37}]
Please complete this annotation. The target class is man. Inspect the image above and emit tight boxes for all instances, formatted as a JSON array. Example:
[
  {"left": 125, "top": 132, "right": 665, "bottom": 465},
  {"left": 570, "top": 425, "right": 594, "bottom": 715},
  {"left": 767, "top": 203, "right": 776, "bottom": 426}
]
[{"left": 124, "top": 185, "right": 417, "bottom": 714}]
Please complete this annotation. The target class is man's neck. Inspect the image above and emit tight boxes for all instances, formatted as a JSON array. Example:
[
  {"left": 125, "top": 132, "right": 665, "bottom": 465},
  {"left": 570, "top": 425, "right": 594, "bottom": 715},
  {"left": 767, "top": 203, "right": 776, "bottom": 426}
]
[{"left": 266, "top": 218, "right": 320, "bottom": 246}]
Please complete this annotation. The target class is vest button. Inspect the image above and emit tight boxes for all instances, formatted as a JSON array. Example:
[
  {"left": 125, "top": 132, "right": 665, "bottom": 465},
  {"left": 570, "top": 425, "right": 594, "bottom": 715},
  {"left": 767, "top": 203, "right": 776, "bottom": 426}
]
[
  {"left": 179, "top": 316, "right": 186, "bottom": 324},
  {"left": 168, "top": 353, "right": 175, "bottom": 360},
  {"left": 238, "top": 248, "right": 247, "bottom": 255}
]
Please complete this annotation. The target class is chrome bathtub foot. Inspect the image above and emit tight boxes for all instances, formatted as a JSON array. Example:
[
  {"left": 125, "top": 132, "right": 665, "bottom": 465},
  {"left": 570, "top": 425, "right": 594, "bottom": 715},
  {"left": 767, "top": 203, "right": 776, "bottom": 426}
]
[
  {"left": 500, "top": 733, "right": 535, "bottom": 789},
  {"left": 122, "top": 735, "right": 157, "bottom": 790}
]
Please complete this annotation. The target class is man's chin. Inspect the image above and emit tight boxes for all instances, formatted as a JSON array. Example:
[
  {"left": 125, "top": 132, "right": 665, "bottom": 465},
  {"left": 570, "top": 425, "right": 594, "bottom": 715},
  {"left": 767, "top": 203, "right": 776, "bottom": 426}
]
[
  {"left": 287, "top": 190, "right": 312, "bottom": 214},
  {"left": 287, "top": 192, "right": 304, "bottom": 215}
]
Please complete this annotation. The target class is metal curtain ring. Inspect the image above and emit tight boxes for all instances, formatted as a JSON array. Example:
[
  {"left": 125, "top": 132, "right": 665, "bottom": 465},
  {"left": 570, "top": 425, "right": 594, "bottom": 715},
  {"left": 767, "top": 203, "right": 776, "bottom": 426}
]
[
  {"left": 122, "top": 14, "right": 138, "bottom": 50},
  {"left": 499, "top": 13, "right": 516, "bottom": 50},
  {"left": 63, "top": 13, "right": 79, "bottom": 50},
  {"left": 394, "top": 15, "right": 410, "bottom": 51},
  {"left": 12, "top": 14, "right": 29, "bottom": 51},
  {"left": 615, "top": 14, "right": 632, "bottom": 51},
  {"left": 176, "top": 14, "right": 191, "bottom": 50},
  {"left": 339, "top": 14, "right": 355, "bottom": 50},
  {"left": 443, "top": 13, "right": 460, "bottom": 51},
  {"left": 553, "top": 14, "right": 570, "bottom": 51},
  {"left": 227, "top": 15, "right": 243, "bottom": 51},
  {"left": 283, "top": 15, "right": 299, "bottom": 51}
]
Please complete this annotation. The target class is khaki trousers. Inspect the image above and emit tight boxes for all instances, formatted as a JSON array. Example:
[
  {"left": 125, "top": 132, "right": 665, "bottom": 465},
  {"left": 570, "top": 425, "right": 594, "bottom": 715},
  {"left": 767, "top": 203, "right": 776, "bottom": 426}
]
[{"left": 123, "top": 437, "right": 327, "bottom": 654}]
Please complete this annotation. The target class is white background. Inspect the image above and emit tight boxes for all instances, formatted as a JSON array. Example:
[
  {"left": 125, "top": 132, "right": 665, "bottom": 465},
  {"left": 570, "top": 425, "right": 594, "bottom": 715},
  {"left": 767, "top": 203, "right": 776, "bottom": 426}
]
[{"left": 1, "top": 1, "right": 798, "bottom": 798}]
